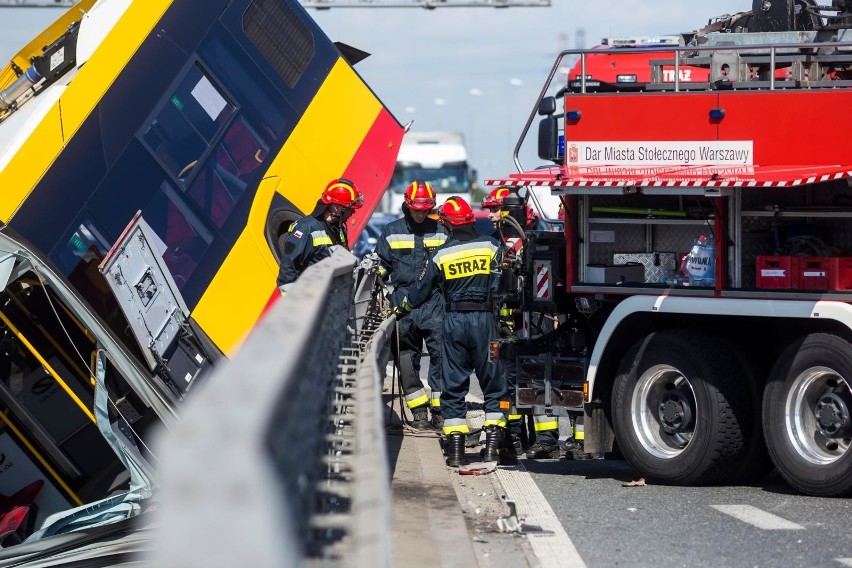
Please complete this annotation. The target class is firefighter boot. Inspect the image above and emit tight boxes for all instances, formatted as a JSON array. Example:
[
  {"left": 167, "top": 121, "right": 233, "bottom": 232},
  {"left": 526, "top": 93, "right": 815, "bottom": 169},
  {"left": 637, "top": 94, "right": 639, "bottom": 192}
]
[
  {"left": 507, "top": 418, "right": 526, "bottom": 454},
  {"left": 446, "top": 433, "right": 466, "bottom": 467},
  {"left": 430, "top": 411, "right": 444, "bottom": 432},
  {"left": 481, "top": 425, "right": 504, "bottom": 463},
  {"left": 526, "top": 442, "right": 560, "bottom": 460},
  {"left": 409, "top": 407, "right": 431, "bottom": 431}
]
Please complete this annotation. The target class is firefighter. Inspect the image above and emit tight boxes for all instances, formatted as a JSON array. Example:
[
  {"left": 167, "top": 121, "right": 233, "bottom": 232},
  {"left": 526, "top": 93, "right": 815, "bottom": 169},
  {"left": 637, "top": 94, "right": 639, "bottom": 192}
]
[
  {"left": 277, "top": 178, "right": 363, "bottom": 290},
  {"left": 481, "top": 186, "right": 562, "bottom": 459},
  {"left": 482, "top": 187, "right": 547, "bottom": 233},
  {"left": 482, "top": 187, "right": 511, "bottom": 229},
  {"left": 376, "top": 181, "right": 448, "bottom": 431},
  {"left": 480, "top": 187, "right": 532, "bottom": 455},
  {"left": 393, "top": 197, "right": 506, "bottom": 467}
]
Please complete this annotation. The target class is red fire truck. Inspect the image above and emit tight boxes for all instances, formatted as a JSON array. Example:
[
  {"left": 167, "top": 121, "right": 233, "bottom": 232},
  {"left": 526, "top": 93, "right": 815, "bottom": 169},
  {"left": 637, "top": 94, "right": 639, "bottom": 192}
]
[
  {"left": 489, "top": 2, "right": 852, "bottom": 497},
  {"left": 566, "top": 36, "right": 710, "bottom": 92}
]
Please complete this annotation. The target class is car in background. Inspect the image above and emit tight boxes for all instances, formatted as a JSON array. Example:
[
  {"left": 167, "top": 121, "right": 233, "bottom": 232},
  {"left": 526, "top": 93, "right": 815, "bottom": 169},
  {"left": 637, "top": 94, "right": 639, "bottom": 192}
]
[
  {"left": 473, "top": 208, "right": 493, "bottom": 236},
  {"left": 352, "top": 212, "right": 399, "bottom": 259}
]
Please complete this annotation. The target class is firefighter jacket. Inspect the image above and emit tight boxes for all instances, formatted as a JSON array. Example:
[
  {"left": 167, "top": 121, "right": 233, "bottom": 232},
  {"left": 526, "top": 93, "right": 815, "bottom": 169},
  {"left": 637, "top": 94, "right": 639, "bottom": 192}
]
[
  {"left": 277, "top": 214, "right": 347, "bottom": 287},
  {"left": 375, "top": 213, "right": 447, "bottom": 306},
  {"left": 404, "top": 232, "right": 503, "bottom": 310}
]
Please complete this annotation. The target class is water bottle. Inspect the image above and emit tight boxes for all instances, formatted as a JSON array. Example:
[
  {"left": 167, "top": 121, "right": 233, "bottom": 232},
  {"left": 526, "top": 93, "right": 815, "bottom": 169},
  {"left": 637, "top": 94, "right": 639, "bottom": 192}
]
[{"left": 686, "top": 234, "right": 715, "bottom": 286}]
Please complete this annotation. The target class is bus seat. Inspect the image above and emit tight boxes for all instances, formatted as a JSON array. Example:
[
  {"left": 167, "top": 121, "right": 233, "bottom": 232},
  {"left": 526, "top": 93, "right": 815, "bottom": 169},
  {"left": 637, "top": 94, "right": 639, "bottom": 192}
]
[{"left": 0, "top": 479, "right": 43, "bottom": 547}]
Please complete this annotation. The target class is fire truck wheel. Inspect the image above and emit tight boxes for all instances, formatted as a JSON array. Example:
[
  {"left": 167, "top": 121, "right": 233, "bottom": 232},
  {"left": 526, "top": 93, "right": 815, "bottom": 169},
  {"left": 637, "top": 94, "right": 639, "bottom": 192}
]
[
  {"left": 611, "top": 330, "right": 755, "bottom": 486},
  {"left": 763, "top": 333, "right": 852, "bottom": 497}
]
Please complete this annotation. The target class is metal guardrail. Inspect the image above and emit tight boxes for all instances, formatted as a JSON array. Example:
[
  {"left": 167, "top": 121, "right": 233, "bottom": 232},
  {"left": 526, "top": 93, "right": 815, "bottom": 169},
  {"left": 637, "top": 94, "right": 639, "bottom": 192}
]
[{"left": 144, "top": 248, "right": 392, "bottom": 567}]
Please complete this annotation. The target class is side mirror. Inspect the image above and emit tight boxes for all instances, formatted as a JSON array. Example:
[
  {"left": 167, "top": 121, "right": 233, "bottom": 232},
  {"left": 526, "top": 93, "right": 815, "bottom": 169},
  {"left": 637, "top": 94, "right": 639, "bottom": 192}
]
[
  {"left": 538, "top": 96, "right": 557, "bottom": 116},
  {"left": 538, "top": 116, "right": 561, "bottom": 163}
]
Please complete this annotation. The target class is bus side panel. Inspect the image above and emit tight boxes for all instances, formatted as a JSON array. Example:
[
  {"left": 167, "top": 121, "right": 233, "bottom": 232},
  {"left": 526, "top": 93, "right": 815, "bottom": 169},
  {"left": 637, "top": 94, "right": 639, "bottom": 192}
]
[
  {"left": 341, "top": 107, "right": 404, "bottom": 239},
  {"left": 192, "top": 61, "right": 403, "bottom": 355}
]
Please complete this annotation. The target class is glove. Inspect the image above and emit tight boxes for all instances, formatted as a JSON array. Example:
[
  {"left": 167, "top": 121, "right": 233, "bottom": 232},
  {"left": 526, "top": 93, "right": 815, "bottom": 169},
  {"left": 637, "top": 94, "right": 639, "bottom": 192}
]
[
  {"left": 498, "top": 306, "right": 514, "bottom": 337},
  {"left": 389, "top": 299, "right": 412, "bottom": 319}
]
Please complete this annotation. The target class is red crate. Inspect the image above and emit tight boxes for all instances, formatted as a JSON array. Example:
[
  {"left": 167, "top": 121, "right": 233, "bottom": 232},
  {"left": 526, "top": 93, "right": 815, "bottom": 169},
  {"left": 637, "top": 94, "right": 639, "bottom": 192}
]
[
  {"left": 756, "top": 256, "right": 794, "bottom": 289},
  {"left": 794, "top": 257, "right": 831, "bottom": 290},
  {"left": 829, "top": 257, "right": 852, "bottom": 290}
]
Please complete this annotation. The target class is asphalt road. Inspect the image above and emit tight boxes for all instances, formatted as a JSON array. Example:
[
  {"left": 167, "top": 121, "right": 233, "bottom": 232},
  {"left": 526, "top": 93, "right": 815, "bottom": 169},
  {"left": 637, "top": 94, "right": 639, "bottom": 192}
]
[
  {"left": 522, "top": 456, "right": 852, "bottom": 568},
  {"left": 409, "top": 357, "right": 852, "bottom": 568}
]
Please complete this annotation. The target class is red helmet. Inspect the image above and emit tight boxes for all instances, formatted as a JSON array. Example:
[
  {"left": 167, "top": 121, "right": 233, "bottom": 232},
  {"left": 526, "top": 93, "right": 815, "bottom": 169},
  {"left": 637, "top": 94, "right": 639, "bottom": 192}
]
[
  {"left": 481, "top": 187, "right": 511, "bottom": 209},
  {"left": 404, "top": 180, "right": 436, "bottom": 211},
  {"left": 439, "top": 197, "right": 475, "bottom": 226},
  {"left": 322, "top": 178, "right": 363, "bottom": 209}
]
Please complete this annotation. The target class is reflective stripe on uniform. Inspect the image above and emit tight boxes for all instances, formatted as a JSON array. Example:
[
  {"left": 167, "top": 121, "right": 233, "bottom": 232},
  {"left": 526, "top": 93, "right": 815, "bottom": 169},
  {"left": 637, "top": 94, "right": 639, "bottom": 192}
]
[
  {"left": 534, "top": 415, "right": 558, "bottom": 432},
  {"left": 443, "top": 418, "right": 469, "bottom": 435},
  {"left": 387, "top": 234, "right": 416, "bottom": 249},
  {"left": 508, "top": 414, "right": 523, "bottom": 421},
  {"left": 311, "top": 231, "right": 332, "bottom": 246},
  {"left": 405, "top": 388, "right": 428, "bottom": 409},
  {"left": 423, "top": 233, "right": 447, "bottom": 248},
  {"left": 433, "top": 241, "right": 498, "bottom": 267},
  {"left": 430, "top": 392, "right": 441, "bottom": 407},
  {"left": 573, "top": 416, "right": 584, "bottom": 440},
  {"left": 499, "top": 307, "right": 512, "bottom": 317},
  {"left": 484, "top": 412, "right": 507, "bottom": 428},
  {"left": 433, "top": 242, "right": 499, "bottom": 280}
]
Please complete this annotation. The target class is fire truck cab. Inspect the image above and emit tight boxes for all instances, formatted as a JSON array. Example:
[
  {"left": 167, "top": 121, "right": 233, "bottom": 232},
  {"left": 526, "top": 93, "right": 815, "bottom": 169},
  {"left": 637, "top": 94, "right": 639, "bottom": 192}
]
[{"left": 490, "top": 3, "right": 852, "bottom": 497}]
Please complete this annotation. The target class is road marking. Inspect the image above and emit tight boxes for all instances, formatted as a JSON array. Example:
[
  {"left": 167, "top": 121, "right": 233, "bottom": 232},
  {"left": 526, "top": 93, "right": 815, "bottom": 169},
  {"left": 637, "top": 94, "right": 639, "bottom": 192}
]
[
  {"left": 835, "top": 559, "right": 852, "bottom": 566},
  {"left": 710, "top": 504, "right": 805, "bottom": 530},
  {"left": 496, "top": 463, "right": 587, "bottom": 568}
]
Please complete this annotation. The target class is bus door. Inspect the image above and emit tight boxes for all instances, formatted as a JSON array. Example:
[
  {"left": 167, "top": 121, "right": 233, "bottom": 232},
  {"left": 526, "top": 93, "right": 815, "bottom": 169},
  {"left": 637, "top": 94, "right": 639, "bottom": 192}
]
[{"left": 0, "top": 272, "right": 129, "bottom": 530}]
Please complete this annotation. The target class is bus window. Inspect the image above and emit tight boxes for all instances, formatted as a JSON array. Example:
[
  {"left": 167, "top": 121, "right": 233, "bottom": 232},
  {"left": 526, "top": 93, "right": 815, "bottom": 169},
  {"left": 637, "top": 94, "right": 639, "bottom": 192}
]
[
  {"left": 186, "top": 116, "right": 266, "bottom": 229},
  {"left": 144, "top": 183, "right": 212, "bottom": 289},
  {"left": 141, "top": 65, "right": 235, "bottom": 183}
]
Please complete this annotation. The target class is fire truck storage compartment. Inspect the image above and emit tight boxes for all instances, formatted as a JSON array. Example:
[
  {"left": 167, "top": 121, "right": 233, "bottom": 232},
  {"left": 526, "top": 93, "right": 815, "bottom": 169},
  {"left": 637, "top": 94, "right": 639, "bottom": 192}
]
[
  {"left": 740, "top": 182, "right": 852, "bottom": 291},
  {"left": 577, "top": 180, "right": 852, "bottom": 292},
  {"left": 581, "top": 193, "right": 714, "bottom": 286}
]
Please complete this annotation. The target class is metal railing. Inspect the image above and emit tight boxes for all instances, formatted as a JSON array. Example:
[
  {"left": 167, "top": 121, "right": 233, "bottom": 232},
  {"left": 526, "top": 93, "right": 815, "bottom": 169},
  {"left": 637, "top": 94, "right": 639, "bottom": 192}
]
[{"left": 144, "top": 248, "right": 391, "bottom": 567}]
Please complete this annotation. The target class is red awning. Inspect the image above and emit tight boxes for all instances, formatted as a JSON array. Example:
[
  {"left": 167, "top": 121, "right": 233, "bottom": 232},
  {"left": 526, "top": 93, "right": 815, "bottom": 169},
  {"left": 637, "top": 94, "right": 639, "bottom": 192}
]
[{"left": 487, "top": 164, "right": 852, "bottom": 189}]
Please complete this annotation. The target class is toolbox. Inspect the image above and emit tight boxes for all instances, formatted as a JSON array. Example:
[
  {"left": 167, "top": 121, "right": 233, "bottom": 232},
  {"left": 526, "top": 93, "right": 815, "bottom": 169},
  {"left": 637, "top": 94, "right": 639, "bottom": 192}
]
[
  {"left": 756, "top": 256, "right": 794, "bottom": 289},
  {"left": 794, "top": 257, "right": 831, "bottom": 290},
  {"left": 757, "top": 256, "right": 852, "bottom": 290},
  {"left": 613, "top": 252, "right": 677, "bottom": 284},
  {"left": 586, "top": 263, "right": 645, "bottom": 285},
  {"left": 829, "top": 257, "right": 852, "bottom": 290}
]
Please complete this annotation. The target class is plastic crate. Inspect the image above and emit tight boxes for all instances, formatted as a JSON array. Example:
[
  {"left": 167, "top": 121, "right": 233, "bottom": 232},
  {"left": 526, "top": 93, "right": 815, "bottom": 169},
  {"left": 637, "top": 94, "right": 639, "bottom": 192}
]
[
  {"left": 829, "top": 257, "right": 852, "bottom": 290},
  {"left": 756, "top": 256, "right": 794, "bottom": 289},
  {"left": 794, "top": 257, "right": 830, "bottom": 290}
]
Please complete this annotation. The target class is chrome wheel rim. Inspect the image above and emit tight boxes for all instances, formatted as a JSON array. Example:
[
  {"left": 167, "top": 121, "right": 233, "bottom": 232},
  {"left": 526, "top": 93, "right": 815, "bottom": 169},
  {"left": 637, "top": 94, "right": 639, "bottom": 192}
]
[{"left": 632, "top": 364, "right": 697, "bottom": 459}]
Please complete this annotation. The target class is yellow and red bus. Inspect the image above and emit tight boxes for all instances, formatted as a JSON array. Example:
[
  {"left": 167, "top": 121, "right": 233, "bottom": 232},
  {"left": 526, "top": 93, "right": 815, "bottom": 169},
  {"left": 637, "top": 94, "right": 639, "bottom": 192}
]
[{"left": 0, "top": 0, "right": 402, "bottom": 538}]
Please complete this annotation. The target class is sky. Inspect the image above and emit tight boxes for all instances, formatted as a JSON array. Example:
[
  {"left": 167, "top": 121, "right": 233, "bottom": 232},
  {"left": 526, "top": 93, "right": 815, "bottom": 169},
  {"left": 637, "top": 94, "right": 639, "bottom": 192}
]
[{"left": 1, "top": 1, "right": 749, "bottom": 182}]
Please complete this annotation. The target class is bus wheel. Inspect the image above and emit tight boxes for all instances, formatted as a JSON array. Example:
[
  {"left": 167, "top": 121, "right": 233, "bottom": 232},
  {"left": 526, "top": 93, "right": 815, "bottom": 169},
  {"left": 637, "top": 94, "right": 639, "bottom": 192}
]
[
  {"left": 612, "top": 330, "right": 751, "bottom": 486},
  {"left": 763, "top": 333, "right": 852, "bottom": 497},
  {"left": 266, "top": 208, "right": 303, "bottom": 263}
]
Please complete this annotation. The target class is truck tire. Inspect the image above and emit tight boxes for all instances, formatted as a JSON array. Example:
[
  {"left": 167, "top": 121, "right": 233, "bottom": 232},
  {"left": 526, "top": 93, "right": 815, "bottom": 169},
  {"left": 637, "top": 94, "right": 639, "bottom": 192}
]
[
  {"left": 612, "top": 330, "right": 756, "bottom": 485},
  {"left": 763, "top": 333, "right": 852, "bottom": 497}
]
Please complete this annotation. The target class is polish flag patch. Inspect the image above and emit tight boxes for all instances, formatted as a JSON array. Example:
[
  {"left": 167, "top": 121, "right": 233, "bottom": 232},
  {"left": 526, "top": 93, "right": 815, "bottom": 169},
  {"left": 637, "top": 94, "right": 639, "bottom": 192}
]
[{"left": 293, "top": 230, "right": 303, "bottom": 238}]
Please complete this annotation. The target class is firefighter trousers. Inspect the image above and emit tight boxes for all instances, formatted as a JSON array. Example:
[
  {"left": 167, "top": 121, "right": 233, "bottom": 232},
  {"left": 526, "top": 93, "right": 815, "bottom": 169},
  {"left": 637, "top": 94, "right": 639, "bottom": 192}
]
[
  {"left": 440, "top": 311, "right": 507, "bottom": 435},
  {"left": 393, "top": 293, "right": 444, "bottom": 412}
]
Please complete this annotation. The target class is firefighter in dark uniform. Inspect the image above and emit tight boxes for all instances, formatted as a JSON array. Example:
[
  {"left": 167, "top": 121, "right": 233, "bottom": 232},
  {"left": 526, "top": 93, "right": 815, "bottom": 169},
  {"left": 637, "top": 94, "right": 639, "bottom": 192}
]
[
  {"left": 376, "top": 181, "right": 448, "bottom": 431},
  {"left": 394, "top": 197, "right": 506, "bottom": 467},
  {"left": 277, "top": 178, "right": 363, "bottom": 291},
  {"left": 482, "top": 187, "right": 560, "bottom": 459}
]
